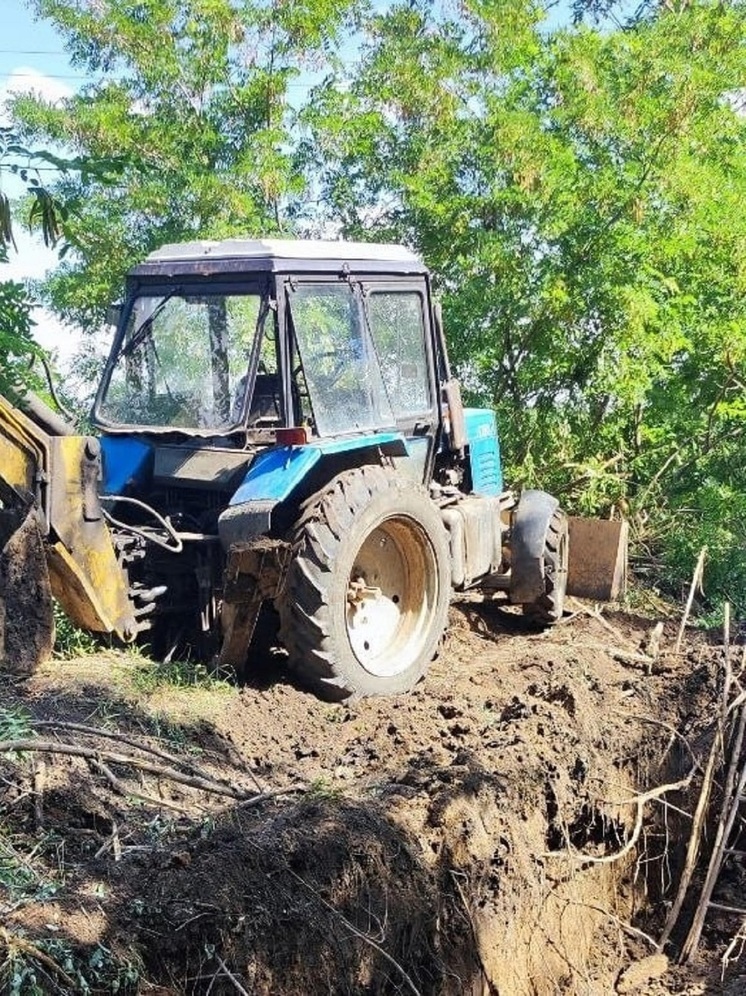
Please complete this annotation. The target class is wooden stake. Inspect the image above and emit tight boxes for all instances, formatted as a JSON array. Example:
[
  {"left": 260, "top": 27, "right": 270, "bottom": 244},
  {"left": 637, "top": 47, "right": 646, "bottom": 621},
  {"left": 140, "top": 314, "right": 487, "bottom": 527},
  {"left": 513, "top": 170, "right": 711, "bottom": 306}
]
[
  {"left": 680, "top": 697, "right": 746, "bottom": 961},
  {"left": 674, "top": 547, "right": 707, "bottom": 654},
  {"left": 658, "top": 732, "right": 719, "bottom": 949}
]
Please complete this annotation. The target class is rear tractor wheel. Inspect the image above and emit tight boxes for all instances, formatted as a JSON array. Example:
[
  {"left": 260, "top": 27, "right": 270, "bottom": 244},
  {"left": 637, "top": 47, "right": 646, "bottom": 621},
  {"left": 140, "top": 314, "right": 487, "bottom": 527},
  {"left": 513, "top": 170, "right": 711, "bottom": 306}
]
[
  {"left": 522, "top": 509, "right": 569, "bottom": 626},
  {"left": 278, "top": 466, "right": 451, "bottom": 700}
]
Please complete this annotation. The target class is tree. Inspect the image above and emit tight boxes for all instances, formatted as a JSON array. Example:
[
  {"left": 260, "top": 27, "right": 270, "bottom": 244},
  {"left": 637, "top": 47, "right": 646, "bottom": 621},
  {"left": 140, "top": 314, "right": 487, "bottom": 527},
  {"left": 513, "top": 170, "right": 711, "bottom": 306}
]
[
  {"left": 303, "top": 0, "right": 746, "bottom": 609},
  {"left": 13, "top": 0, "right": 746, "bottom": 610},
  {"left": 11, "top": 0, "right": 365, "bottom": 328},
  {"left": 0, "top": 126, "right": 68, "bottom": 394}
]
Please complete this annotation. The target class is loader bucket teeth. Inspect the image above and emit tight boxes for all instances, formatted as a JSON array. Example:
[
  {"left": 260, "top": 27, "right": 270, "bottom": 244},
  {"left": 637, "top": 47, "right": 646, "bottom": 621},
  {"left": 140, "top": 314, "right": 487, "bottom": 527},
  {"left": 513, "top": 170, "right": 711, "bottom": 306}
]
[{"left": 0, "top": 509, "right": 55, "bottom": 675}]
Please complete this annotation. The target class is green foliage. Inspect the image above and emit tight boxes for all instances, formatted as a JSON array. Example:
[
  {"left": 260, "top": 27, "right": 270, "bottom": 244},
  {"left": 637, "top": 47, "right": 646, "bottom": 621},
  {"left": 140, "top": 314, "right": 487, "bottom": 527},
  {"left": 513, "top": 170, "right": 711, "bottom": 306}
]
[
  {"left": 12, "top": 0, "right": 366, "bottom": 327},
  {"left": 52, "top": 601, "right": 100, "bottom": 658},
  {"left": 303, "top": 0, "right": 746, "bottom": 612},
  {"left": 652, "top": 482, "right": 746, "bottom": 617},
  {"left": 0, "top": 833, "right": 58, "bottom": 904},
  {"left": 0, "top": 127, "right": 79, "bottom": 394},
  {"left": 0, "top": 707, "right": 34, "bottom": 743},
  {"left": 0, "top": 708, "right": 36, "bottom": 763},
  {"left": 0, "top": 935, "right": 140, "bottom": 996},
  {"left": 0, "top": 127, "right": 69, "bottom": 250},
  {"left": 0, "top": 279, "right": 39, "bottom": 395}
]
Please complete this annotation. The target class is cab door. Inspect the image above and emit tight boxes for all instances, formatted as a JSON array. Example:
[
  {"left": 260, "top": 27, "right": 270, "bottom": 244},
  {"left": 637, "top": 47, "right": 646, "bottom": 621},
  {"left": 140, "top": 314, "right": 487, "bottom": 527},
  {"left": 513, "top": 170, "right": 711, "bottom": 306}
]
[{"left": 362, "top": 281, "right": 439, "bottom": 483}]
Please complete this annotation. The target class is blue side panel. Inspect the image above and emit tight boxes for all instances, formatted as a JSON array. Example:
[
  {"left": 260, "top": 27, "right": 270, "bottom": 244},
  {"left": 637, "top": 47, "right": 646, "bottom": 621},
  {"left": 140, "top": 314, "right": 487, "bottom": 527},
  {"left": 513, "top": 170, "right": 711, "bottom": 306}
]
[
  {"left": 229, "top": 431, "right": 407, "bottom": 506},
  {"left": 100, "top": 436, "right": 154, "bottom": 495},
  {"left": 464, "top": 408, "right": 503, "bottom": 496}
]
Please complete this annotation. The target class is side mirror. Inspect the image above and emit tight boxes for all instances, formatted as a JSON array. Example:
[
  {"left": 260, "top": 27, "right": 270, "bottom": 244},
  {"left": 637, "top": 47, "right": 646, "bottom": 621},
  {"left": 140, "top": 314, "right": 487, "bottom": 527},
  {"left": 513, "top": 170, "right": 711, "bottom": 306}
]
[{"left": 106, "top": 303, "right": 122, "bottom": 327}]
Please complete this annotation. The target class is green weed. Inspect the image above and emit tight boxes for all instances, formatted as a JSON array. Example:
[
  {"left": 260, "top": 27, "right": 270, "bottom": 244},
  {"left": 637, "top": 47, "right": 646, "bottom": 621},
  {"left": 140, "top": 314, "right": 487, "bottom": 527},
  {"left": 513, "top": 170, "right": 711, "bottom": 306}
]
[
  {"left": 304, "top": 778, "right": 344, "bottom": 802},
  {"left": 133, "top": 656, "right": 231, "bottom": 693},
  {"left": 0, "top": 830, "right": 58, "bottom": 903},
  {"left": 0, "top": 707, "right": 33, "bottom": 743},
  {"left": 52, "top": 603, "right": 99, "bottom": 659},
  {"left": 139, "top": 711, "right": 191, "bottom": 749},
  {"left": 0, "top": 708, "right": 35, "bottom": 764},
  {"left": 0, "top": 935, "right": 141, "bottom": 996}
]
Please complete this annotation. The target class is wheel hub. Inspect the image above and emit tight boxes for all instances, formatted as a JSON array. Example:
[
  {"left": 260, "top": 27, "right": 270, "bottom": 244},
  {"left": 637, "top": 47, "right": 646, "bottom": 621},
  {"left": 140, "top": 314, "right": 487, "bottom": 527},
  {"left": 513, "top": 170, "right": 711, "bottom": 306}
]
[{"left": 346, "top": 574, "right": 402, "bottom": 671}]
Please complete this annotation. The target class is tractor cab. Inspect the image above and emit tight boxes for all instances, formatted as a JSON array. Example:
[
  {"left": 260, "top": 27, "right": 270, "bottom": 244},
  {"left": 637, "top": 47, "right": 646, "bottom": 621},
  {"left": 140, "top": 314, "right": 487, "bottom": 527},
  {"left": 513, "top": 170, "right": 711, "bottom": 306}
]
[{"left": 94, "top": 239, "right": 443, "bottom": 489}]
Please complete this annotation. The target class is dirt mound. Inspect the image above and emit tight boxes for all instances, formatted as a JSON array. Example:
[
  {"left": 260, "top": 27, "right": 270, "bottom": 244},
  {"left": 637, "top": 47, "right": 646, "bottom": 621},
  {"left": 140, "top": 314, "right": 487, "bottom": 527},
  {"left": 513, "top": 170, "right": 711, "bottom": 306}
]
[
  {"left": 0, "top": 600, "right": 731, "bottom": 994},
  {"left": 115, "top": 801, "right": 453, "bottom": 995}
]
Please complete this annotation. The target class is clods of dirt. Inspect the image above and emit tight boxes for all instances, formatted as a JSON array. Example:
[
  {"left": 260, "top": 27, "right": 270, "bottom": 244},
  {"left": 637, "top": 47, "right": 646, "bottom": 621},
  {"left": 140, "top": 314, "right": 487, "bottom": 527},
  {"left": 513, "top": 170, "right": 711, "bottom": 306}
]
[{"left": 0, "top": 601, "right": 737, "bottom": 994}]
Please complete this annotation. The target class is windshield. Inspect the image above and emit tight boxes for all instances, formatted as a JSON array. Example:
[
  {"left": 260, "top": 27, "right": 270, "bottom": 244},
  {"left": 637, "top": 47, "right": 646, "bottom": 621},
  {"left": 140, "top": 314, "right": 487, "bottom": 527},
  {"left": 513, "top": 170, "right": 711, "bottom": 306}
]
[{"left": 97, "top": 290, "right": 264, "bottom": 430}]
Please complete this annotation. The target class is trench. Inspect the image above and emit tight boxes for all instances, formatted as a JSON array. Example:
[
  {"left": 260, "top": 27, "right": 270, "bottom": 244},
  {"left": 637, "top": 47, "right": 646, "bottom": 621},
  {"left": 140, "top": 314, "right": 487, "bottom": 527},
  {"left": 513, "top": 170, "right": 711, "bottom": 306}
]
[{"left": 0, "top": 607, "right": 721, "bottom": 994}]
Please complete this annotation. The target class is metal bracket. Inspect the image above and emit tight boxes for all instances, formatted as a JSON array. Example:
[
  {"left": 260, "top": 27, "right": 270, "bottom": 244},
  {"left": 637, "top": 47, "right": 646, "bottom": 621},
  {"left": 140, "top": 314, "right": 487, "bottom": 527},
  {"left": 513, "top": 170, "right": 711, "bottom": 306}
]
[{"left": 218, "top": 538, "right": 291, "bottom": 671}]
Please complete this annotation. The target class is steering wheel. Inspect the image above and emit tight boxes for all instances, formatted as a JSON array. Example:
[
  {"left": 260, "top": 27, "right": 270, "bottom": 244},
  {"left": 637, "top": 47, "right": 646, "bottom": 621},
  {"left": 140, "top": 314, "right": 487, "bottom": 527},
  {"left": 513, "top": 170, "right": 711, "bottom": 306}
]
[{"left": 311, "top": 350, "right": 351, "bottom": 392}]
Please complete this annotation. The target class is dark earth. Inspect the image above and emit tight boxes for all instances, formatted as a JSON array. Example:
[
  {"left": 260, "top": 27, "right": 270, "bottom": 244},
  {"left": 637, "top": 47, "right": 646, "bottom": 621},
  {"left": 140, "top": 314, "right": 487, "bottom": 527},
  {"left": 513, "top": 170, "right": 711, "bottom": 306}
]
[{"left": 0, "top": 596, "right": 744, "bottom": 994}]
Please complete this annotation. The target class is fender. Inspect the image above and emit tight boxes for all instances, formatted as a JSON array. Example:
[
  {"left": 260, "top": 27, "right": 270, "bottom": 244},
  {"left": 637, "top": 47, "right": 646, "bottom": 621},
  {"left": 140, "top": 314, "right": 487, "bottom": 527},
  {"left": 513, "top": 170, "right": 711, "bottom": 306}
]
[
  {"left": 218, "top": 432, "right": 408, "bottom": 548},
  {"left": 509, "top": 489, "right": 559, "bottom": 603}
]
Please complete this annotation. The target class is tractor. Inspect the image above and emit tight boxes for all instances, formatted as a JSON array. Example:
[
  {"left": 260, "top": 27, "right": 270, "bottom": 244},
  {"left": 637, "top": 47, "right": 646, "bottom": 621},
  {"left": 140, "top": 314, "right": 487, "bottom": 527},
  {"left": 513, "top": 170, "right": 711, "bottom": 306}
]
[{"left": 0, "top": 239, "right": 626, "bottom": 699}]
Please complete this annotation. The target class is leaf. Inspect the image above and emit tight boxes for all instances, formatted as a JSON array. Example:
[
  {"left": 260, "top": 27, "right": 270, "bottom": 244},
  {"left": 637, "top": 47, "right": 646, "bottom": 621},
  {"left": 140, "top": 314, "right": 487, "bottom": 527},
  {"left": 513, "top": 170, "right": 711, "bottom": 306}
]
[{"left": 0, "top": 192, "right": 17, "bottom": 250}]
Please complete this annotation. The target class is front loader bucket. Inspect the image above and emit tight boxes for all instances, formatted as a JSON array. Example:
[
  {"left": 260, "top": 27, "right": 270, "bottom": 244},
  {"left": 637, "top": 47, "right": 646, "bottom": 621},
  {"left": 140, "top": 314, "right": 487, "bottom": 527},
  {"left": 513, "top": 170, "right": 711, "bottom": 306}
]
[
  {"left": 0, "top": 508, "right": 54, "bottom": 675},
  {"left": 567, "top": 517, "right": 628, "bottom": 601}
]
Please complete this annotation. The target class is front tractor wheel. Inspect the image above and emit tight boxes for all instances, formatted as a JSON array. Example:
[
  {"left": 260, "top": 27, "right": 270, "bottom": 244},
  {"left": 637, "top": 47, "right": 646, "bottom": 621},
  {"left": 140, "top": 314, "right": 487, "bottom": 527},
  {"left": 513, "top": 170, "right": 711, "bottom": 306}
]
[{"left": 278, "top": 466, "right": 451, "bottom": 700}]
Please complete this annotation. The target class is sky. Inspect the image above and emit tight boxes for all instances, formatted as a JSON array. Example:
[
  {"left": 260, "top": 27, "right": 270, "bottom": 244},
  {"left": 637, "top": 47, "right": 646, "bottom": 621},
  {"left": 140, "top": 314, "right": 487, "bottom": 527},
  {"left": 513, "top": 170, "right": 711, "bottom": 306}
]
[
  {"left": 0, "top": 0, "right": 354, "bottom": 373},
  {"left": 1, "top": 0, "right": 90, "bottom": 363}
]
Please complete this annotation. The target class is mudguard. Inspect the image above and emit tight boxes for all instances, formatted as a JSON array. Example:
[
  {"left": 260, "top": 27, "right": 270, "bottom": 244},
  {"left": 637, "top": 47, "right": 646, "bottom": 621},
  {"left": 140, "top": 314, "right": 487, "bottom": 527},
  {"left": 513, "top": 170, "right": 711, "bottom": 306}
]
[
  {"left": 218, "top": 432, "right": 407, "bottom": 549},
  {"left": 509, "top": 489, "right": 559, "bottom": 603}
]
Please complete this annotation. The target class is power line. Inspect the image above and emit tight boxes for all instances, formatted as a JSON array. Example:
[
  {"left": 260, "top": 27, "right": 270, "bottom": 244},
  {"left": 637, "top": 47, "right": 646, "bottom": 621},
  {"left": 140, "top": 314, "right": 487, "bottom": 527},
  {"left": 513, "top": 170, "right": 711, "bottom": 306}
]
[
  {"left": 2, "top": 166, "right": 66, "bottom": 172},
  {"left": 0, "top": 49, "right": 68, "bottom": 55},
  {"left": 1, "top": 71, "right": 92, "bottom": 81}
]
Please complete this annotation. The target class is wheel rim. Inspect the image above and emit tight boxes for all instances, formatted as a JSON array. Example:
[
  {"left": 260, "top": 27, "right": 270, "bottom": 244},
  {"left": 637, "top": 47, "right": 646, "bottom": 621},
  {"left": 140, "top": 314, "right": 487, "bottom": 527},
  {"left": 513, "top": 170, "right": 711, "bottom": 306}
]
[{"left": 345, "top": 515, "right": 439, "bottom": 678}]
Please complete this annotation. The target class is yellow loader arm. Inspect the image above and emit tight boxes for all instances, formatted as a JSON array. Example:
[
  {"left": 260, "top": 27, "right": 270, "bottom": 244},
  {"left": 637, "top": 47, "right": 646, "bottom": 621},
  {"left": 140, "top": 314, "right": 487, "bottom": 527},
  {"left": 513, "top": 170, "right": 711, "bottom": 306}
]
[{"left": 0, "top": 392, "right": 137, "bottom": 674}]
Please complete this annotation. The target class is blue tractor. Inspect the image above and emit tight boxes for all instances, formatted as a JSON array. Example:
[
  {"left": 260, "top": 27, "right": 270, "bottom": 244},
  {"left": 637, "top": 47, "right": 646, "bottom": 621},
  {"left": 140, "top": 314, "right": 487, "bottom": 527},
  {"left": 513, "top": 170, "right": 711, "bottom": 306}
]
[{"left": 0, "top": 239, "right": 626, "bottom": 697}]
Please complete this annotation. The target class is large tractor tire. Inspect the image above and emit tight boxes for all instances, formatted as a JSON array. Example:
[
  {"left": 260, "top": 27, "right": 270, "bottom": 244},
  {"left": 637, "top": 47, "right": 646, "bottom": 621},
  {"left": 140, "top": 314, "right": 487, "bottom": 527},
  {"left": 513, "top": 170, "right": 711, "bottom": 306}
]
[
  {"left": 278, "top": 466, "right": 451, "bottom": 700},
  {"left": 522, "top": 509, "right": 569, "bottom": 626}
]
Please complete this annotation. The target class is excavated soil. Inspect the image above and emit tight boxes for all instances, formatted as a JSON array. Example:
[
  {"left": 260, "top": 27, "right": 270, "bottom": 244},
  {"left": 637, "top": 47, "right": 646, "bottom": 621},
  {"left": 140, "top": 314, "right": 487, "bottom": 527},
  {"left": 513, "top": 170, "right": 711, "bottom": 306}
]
[{"left": 0, "top": 598, "right": 742, "bottom": 994}]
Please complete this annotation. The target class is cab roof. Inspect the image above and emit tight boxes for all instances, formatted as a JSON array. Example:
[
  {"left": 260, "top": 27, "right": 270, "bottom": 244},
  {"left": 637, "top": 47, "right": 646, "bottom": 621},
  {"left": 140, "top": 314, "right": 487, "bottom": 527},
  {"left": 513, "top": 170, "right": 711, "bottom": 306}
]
[{"left": 130, "top": 238, "right": 428, "bottom": 278}]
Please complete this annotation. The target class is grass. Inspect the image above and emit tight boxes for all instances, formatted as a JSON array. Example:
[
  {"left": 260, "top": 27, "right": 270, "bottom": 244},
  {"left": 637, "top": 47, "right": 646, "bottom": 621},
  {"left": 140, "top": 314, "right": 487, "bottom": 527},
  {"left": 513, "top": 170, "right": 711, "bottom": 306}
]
[
  {"left": 52, "top": 603, "right": 100, "bottom": 659},
  {"left": 304, "top": 778, "right": 345, "bottom": 803},
  {"left": 132, "top": 655, "right": 233, "bottom": 694}
]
